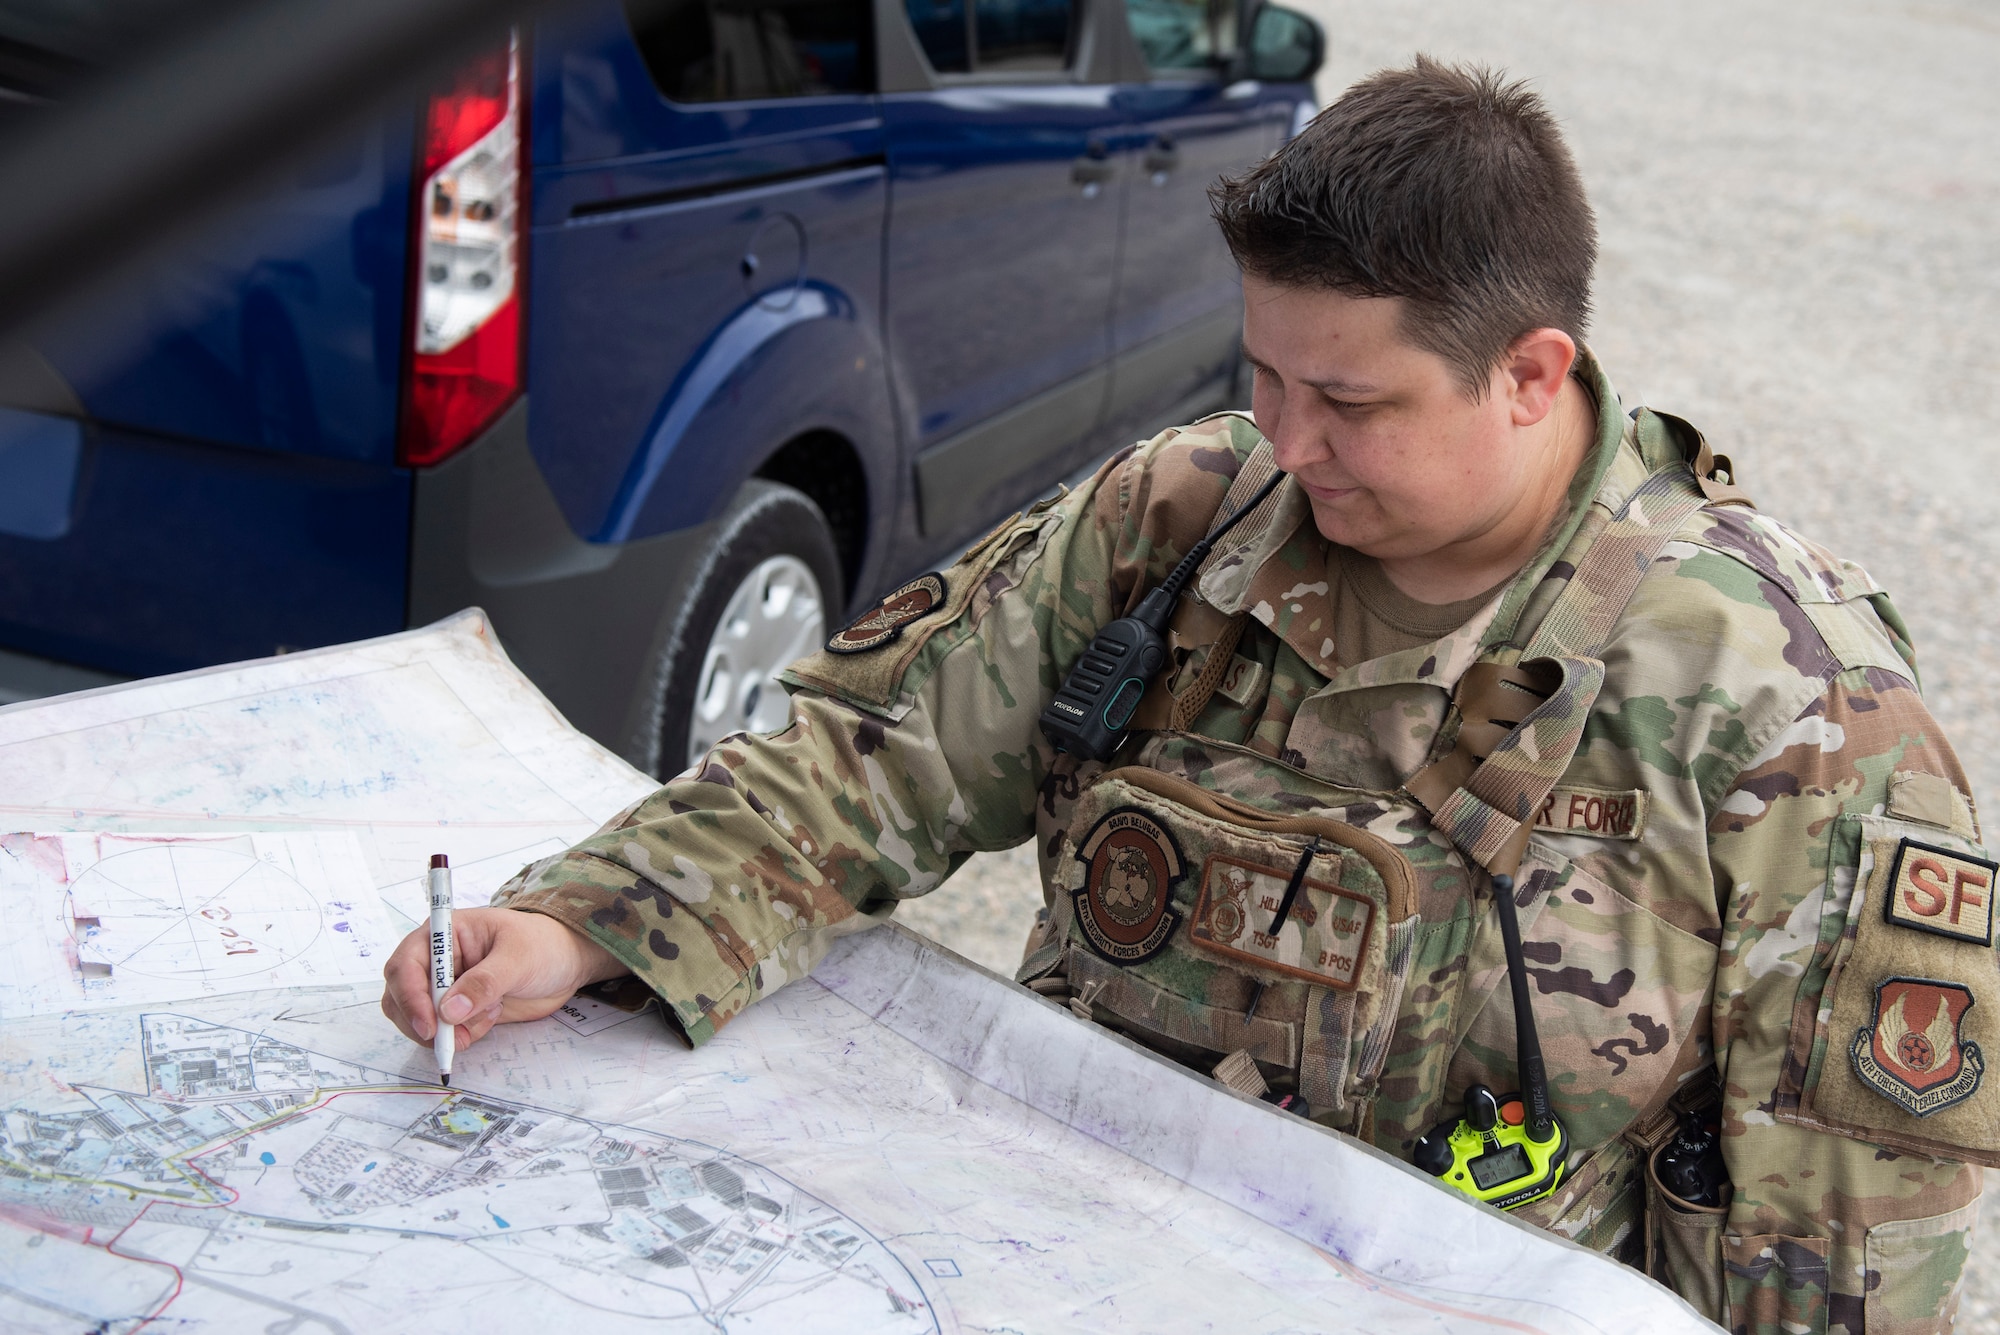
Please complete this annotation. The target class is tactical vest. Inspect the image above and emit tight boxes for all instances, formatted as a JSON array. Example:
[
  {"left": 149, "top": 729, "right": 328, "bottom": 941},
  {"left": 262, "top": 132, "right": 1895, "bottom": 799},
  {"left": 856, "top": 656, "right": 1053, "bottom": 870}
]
[{"left": 1017, "top": 412, "right": 1747, "bottom": 1259}]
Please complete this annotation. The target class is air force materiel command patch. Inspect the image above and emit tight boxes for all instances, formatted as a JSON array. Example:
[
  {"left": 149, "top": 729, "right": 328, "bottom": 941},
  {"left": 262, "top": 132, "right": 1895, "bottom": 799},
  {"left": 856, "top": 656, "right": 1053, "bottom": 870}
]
[
  {"left": 1852, "top": 978, "right": 1984, "bottom": 1117},
  {"left": 1883, "top": 838, "right": 1997, "bottom": 945},
  {"left": 825, "top": 574, "right": 947, "bottom": 654},
  {"left": 1072, "top": 808, "right": 1184, "bottom": 964}
]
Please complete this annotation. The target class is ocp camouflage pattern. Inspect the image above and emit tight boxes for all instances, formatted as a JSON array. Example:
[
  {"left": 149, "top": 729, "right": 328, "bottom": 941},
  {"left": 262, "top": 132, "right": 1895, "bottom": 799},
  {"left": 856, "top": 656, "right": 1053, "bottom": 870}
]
[{"left": 494, "top": 353, "right": 1985, "bottom": 1332}]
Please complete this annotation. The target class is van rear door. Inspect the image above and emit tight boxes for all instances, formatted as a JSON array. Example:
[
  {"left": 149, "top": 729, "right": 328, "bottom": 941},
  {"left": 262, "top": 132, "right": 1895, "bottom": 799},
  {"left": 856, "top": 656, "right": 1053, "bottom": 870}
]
[{"left": 0, "top": 9, "right": 416, "bottom": 677}]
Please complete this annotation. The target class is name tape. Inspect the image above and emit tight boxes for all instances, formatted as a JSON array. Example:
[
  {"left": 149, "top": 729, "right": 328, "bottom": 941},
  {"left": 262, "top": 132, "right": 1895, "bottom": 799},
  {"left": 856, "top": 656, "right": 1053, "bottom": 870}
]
[{"left": 1533, "top": 787, "right": 1647, "bottom": 841}]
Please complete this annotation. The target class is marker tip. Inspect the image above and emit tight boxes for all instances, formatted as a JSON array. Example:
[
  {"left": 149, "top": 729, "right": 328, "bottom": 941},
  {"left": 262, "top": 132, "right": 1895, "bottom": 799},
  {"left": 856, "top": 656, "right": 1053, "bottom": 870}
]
[{"left": 441, "top": 1075, "right": 451, "bottom": 1088}]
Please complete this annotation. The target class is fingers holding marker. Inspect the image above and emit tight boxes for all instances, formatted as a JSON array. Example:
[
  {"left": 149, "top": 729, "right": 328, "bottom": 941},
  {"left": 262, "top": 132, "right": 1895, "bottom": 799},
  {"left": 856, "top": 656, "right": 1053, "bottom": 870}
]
[
  {"left": 436, "top": 968, "right": 505, "bottom": 1045},
  {"left": 380, "top": 926, "right": 437, "bottom": 1041},
  {"left": 379, "top": 905, "right": 636, "bottom": 1054}
]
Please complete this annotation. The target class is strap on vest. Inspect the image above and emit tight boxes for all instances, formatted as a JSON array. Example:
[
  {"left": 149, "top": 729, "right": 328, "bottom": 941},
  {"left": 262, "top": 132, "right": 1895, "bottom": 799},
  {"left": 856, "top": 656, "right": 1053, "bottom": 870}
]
[
  {"left": 1197, "top": 437, "right": 1289, "bottom": 579},
  {"left": 1403, "top": 661, "right": 1560, "bottom": 811},
  {"left": 1407, "top": 461, "right": 1713, "bottom": 875},
  {"left": 1168, "top": 614, "right": 1247, "bottom": 730},
  {"left": 1151, "top": 437, "right": 1284, "bottom": 729},
  {"left": 1654, "top": 409, "right": 1754, "bottom": 510}
]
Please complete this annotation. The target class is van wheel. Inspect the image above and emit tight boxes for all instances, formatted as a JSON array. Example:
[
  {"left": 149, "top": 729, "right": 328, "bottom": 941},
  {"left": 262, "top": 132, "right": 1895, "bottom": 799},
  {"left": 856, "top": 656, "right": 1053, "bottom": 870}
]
[{"left": 657, "top": 481, "right": 843, "bottom": 777}]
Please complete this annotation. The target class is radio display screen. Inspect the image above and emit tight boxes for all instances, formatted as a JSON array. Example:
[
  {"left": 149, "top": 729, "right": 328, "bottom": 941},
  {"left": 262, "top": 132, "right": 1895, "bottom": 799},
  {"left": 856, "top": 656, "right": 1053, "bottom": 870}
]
[{"left": 1469, "top": 1142, "right": 1532, "bottom": 1191}]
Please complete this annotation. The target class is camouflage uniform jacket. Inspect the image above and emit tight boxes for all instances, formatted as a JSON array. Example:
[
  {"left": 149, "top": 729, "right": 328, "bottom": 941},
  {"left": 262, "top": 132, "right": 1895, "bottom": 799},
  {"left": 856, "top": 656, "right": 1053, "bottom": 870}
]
[{"left": 496, "top": 355, "right": 1992, "bottom": 1333}]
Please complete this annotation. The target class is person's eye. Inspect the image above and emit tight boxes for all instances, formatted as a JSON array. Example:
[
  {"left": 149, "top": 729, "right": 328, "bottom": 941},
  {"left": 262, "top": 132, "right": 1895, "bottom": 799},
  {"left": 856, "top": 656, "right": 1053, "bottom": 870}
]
[{"left": 1325, "top": 394, "right": 1373, "bottom": 412}]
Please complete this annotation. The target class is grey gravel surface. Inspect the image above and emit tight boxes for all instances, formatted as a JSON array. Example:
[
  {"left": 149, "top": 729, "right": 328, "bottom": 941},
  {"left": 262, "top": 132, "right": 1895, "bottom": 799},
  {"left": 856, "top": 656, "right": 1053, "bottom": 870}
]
[{"left": 898, "top": 0, "right": 2000, "bottom": 1322}]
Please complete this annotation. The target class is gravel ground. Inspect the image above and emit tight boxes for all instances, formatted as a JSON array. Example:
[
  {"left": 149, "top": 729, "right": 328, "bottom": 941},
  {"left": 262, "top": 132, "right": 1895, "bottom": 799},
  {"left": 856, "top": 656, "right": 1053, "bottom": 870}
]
[{"left": 899, "top": 0, "right": 2000, "bottom": 1322}]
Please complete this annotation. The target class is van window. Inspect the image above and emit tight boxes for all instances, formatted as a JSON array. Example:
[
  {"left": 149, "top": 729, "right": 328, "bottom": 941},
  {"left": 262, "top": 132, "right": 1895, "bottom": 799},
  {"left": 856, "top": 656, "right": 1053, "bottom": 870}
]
[
  {"left": 1123, "top": 0, "right": 1233, "bottom": 71},
  {"left": 904, "top": 0, "right": 970, "bottom": 72},
  {"left": 625, "top": 0, "right": 875, "bottom": 101},
  {"left": 903, "top": 0, "right": 1072, "bottom": 75},
  {"left": 974, "top": 0, "right": 1070, "bottom": 70}
]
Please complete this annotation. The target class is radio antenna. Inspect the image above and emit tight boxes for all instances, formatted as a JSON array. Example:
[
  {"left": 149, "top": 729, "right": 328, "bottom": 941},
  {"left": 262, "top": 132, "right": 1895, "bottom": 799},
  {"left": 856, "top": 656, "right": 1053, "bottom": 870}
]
[{"left": 1490, "top": 873, "right": 1555, "bottom": 1143}]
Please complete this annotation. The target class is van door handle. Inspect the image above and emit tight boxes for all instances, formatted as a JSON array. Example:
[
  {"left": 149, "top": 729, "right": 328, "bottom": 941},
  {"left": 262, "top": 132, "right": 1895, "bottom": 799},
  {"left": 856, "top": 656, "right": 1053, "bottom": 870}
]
[
  {"left": 1071, "top": 139, "right": 1115, "bottom": 191},
  {"left": 1143, "top": 135, "right": 1178, "bottom": 177}
]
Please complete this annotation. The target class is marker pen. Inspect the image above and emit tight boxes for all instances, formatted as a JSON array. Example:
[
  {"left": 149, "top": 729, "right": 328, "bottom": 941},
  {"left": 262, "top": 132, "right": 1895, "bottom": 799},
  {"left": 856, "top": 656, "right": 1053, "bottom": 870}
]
[{"left": 428, "top": 854, "right": 455, "bottom": 1087}]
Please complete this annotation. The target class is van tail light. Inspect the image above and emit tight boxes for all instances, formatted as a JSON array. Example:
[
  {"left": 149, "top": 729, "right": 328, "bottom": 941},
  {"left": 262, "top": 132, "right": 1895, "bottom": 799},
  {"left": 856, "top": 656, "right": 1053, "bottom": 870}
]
[{"left": 398, "top": 34, "right": 525, "bottom": 468}]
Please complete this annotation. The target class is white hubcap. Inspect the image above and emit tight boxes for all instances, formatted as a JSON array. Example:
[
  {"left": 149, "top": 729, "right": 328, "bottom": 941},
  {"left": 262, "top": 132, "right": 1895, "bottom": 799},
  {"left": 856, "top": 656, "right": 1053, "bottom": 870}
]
[{"left": 688, "top": 555, "right": 826, "bottom": 769}]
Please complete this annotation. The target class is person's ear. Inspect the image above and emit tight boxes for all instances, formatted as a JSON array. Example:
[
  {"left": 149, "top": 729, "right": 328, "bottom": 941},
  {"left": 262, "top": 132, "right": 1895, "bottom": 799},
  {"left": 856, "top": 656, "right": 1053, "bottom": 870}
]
[{"left": 1501, "top": 328, "right": 1578, "bottom": 427}]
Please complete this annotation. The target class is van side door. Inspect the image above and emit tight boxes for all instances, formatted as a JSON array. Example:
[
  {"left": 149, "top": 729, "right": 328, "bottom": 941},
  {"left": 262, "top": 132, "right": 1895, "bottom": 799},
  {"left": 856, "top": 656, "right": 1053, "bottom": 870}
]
[
  {"left": 1102, "top": 0, "right": 1292, "bottom": 442},
  {"left": 526, "top": 0, "right": 893, "bottom": 553},
  {"left": 882, "top": 0, "right": 1126, "bottom": 552}
]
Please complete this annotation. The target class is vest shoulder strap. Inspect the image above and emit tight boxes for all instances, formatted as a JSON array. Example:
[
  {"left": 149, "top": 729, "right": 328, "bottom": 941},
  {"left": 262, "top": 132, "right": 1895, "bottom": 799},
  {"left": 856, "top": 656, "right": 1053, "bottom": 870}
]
[
  {"left": 1135, "top": 437, "right": 1282, "bottom": 731},
  {"left": 1410, "top": 434, "right": 1713, "bottom": 874},
  {"left": 1196, "top": 434, "right": 1287, "bottom": 585}
]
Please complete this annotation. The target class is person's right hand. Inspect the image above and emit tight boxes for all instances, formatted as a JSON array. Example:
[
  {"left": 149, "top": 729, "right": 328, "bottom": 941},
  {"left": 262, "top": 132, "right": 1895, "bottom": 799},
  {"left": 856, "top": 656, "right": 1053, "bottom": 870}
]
[{"left": 380, "top": 907, "right": 629, "bottom": 1053}]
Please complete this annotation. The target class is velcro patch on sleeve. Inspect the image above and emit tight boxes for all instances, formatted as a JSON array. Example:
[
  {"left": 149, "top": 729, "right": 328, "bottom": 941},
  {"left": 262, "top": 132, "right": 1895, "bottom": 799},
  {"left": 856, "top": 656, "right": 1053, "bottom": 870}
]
[
  {"left": 784, "top": 506, "right": 1063, "bottom": 714},
  {"left": 1532, "top": 786, "right": 1647, "bottom": 841},
  {"left": 1851, "top": 977, "right": 1984, "bottom": 1117},
  {"left": 1784, "top": 817, "right": 2000, "bottom": 1165},
  {"left": 1884, "top": 840, "right": 1996, "bottom": 946},
  {"left": 825, "top": 573, "right": 948, "bottom": 654}
]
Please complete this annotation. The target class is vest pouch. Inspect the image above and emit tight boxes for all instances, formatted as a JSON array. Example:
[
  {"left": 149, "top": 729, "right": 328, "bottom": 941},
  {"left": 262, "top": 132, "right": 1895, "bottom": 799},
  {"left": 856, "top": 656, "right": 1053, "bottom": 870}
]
[
  {"left": 1050, "top": 766, "right": 1420, "bottom": 1127},
  {"left": 1646, "top": 1143, "right": 1727, "bottom": 1325},
  {"left": 1508, "top": 1137, "right": 1646, "bottom": 1262}
]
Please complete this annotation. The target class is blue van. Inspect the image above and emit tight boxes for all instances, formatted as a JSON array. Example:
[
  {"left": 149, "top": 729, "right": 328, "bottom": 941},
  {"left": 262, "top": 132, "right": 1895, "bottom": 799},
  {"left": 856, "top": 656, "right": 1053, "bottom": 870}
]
[{"left": 0, "top": 0, "right": 1321, "bottom": 776}]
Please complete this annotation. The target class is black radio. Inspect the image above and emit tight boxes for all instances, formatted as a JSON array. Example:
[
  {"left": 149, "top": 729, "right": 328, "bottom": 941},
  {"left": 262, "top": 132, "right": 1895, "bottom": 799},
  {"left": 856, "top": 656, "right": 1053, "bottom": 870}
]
[{"left": 1038, "top": 470, "right": 1282, "bottom": 761}]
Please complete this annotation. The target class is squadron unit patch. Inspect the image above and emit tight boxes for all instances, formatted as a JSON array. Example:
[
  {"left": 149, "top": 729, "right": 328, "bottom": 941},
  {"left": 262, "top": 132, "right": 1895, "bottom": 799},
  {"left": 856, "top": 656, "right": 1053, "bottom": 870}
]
[
  {"left": 825, "top": 573, "right": 948, "bottom": 654},
  {"left": 1187, "top": 855, "right": 1374, "bottom": 990},
  {"left": 1882, "top": 838, "right": 1996, "bottom": 945},
  {"left": 1072, "top": 808, "right": 1183, "bottom": 964},
  {"left": 1852, "top": 978, "right": 1984, "bottom": 1117}
]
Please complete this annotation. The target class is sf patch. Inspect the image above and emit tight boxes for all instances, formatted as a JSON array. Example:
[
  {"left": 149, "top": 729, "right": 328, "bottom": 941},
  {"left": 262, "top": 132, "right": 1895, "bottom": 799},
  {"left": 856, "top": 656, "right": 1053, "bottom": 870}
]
[
  {"left": 826, "top": 573, "right": 948, "bottom": 654},
  {"left": 1072, "top": 808, "right": 1184, "bottom": 964},
  {"left": 1852, "top": 977, "right": 1984, "bottom": 1117},
  {"left": 1883, "top": 838, "right": 1997, "bottom": 945}
]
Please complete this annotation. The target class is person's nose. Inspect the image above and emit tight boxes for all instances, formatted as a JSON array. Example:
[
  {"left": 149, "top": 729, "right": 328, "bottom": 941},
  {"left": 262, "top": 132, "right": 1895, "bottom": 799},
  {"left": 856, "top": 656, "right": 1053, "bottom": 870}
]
[{"left": 1265, "top": 396, "right": 1332, "bottom": 474}]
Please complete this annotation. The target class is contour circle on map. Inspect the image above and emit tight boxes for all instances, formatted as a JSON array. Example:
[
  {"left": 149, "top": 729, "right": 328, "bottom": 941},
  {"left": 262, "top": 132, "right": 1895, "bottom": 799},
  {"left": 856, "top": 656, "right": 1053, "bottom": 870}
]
[{"left": 64, "top": 843, "right": 325, "bottom": 982}]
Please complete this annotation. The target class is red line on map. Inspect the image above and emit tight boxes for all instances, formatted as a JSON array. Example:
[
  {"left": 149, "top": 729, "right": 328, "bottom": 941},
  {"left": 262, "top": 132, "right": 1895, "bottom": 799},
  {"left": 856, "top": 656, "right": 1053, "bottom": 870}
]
[{"left": 1314, "top": 1247, "right": 1553, "bottom": 1333}]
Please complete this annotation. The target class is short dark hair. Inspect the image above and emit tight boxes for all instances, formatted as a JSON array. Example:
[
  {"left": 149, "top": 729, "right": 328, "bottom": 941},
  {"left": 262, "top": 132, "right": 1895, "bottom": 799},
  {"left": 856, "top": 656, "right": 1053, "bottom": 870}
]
[{"left": 1211, "top": 57, "right": 1596, "bottom": 396}]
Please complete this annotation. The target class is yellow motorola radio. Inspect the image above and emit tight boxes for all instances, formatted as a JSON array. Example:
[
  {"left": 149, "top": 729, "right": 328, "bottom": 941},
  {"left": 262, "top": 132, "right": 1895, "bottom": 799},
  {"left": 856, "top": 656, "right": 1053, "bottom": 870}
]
[{"left": 1411, "top": 873, "right": 1571, "bottom": 1209}]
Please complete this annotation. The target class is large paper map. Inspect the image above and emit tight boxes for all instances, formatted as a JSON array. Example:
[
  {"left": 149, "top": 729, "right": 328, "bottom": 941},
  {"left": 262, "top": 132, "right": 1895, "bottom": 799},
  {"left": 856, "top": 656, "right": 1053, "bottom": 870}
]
[{"left": 0, "top": 613, "right": 1714, "bottom": 1333}]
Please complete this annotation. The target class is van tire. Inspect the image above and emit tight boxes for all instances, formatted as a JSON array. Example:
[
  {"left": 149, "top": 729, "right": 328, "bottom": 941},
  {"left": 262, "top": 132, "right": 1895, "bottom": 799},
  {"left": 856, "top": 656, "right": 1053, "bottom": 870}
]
[{"left": 653, "top": 480, "right": 844, "bottom": 779}]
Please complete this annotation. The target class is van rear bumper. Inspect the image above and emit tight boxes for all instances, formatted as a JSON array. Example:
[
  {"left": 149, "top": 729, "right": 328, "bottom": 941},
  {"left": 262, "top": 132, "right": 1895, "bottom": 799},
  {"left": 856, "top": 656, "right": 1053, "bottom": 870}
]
[
  {"left": 408, "top": 398, "right": 718, "bottom": 776},
  {"left": 0, "top": 642, "right": 125, "bottom": 706}
]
